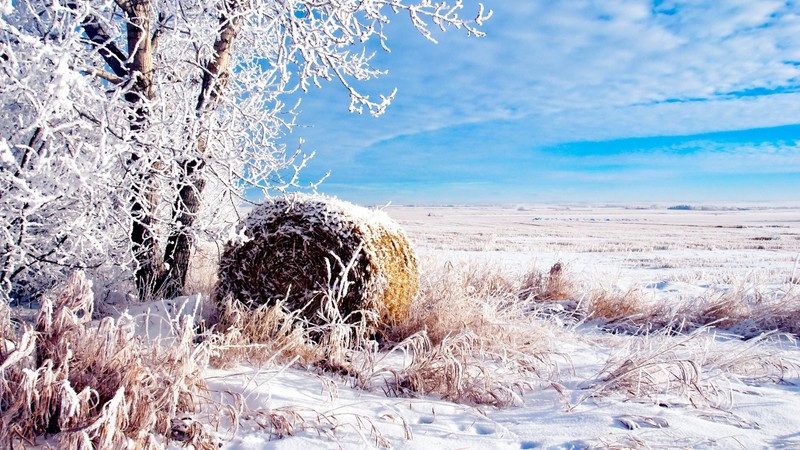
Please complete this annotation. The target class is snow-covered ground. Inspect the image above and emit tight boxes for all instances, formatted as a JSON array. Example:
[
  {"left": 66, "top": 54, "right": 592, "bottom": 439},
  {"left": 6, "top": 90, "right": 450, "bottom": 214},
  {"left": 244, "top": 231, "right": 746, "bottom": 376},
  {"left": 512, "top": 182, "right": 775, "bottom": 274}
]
[
  {"left": 209, "top": 335, "right": 800, "bottom": 450},
  {"left": 389, "top": 204, "right": 800, "bottom": 289},
  {"left": 173, "top": 205, "right": 800, "bottom": 449}
]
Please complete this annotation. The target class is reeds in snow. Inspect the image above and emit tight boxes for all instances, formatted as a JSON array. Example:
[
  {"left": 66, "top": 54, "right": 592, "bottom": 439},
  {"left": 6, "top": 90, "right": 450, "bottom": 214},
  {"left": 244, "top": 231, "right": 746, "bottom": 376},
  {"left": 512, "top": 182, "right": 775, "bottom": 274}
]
[
  {"left": 0, "top": 271, "right": 217, "bottom": 449},
  {"left": 583, "top": 328, "right": 730, "bottom": 409}
]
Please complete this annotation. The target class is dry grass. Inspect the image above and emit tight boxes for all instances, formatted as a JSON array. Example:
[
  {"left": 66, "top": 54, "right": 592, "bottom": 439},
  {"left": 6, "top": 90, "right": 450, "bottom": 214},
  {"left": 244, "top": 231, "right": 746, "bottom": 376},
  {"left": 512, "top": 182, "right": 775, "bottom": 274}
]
[
  {"left": 696, "top": 286, "right": 800, "bottom": 338},
  {"left": 210, "top": 270, "right": 381, "bottom": 374},
  {"left": 505, "top": 262, "right": 800, "bottom": 339},
  {"left": 581, "top": 328, "right": 732, "bottom": 409},
  {"left": 0, "top": 271, "right": 217, "bottom": 448},
  {"left": 585, "top": 284, "right": 800, "bottom": 338},
  {"left": 208, "top": 258, "right": 565, "bottom": 407},
  {"left": 388, "top": 259, "right": 573, "bottom": 345},
  {"left": 206, "top": 253, "right": 799, "bottom": 411},
  {"left": 207, "top": 256, "right": 799, "bottom": 412},
  {"left": 523, "top": 262, "right": 574, "bottom": 302},
  {"left": 374, "top": 331, "right": 548, "bottom": 407},
  {"left": 209, "top": 297, "right": 310, "bottom": 368},
  {"left": 704, "top": 332, "right": 800, "bottom": 383},
  {"left": 4, "top": 250, "right": 798, "bottom": 447},
  {"left": 583, "top": 288, "right": 680, "bottom": 334},
  {"left": 581, "top": 327, "right": 800, "bottom": 412},
  {"left": 364, "top": 260, "right": 566, "bottom": 406}
]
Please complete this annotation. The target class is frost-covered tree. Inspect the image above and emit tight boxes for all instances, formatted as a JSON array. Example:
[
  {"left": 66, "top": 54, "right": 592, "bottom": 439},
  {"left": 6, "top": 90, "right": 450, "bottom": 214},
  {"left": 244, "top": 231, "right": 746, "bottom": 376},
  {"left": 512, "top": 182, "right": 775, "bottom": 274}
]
[{"left": 0, "top": 1, "right": 490, "bottom": 301}]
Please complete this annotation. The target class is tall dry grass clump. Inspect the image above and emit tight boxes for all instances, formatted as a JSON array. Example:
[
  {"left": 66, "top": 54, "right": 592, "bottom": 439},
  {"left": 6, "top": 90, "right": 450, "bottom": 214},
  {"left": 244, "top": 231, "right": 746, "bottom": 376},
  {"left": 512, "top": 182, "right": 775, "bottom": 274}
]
[
  {"left": 209, "top": 297, "right": 312, "bottom": 368},
  {"left": 0, "top": 272, "right": 217, "bottom": 448},
  {"left": 522, "top": 262, "right": 574, "bottom": 302},
  {"left": 695, "top": 286, "right": 800, "bottom": 338},
  {"left": 582, "top": 288, "right": 678, "bottom": 334},
  {"left": 512, "top": 264, "right": 800, "bottom": 338},
  {"left": 215, "top": 194, "right": 419, "bottom": 333},
  {"left": 580, "top": 328, "right": 732, "bottom": 411},
  {"left": 581, "top": 327, "right": 800, "bottom": 412},
  {"left": 582, "top": 284, "right": 800, "bottom": 338},
  {"left": 704, "top": 333, "right": 800, "bottom": 384},
  {"left": 376, "top": 331, "right": 552, "bottom": 407},
  {"left": 210, "top": 288, "right": 382, "bottom": 376},
  {"left": 388, "top": 260, "right": 576, "bottom": 345},
  {"left": 370, "top": 260, "right": 567, "bottom": 406}
]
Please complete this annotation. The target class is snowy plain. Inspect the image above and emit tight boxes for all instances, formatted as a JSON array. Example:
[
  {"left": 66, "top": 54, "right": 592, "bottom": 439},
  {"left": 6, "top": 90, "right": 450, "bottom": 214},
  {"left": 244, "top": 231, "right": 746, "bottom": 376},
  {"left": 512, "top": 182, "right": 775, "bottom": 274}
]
[{"left": 150, "top": 204, "right": 800, "bottom": 449}]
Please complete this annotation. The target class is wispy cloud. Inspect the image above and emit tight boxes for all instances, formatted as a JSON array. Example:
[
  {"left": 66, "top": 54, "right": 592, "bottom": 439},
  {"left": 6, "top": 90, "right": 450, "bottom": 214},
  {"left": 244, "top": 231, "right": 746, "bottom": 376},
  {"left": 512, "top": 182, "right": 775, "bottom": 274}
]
[{"left": 284, "top": 0, "right": 800, "bottom": 203}]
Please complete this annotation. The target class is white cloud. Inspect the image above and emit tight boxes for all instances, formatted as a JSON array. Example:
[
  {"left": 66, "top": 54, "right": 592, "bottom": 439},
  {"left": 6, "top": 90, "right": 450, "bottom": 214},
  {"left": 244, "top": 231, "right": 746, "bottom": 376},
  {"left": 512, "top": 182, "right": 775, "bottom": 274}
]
[
  {"left": 285, "top": 0, "right": 800, "bottom": 200},
  {"left": 295, "top": 0, "right": 800, "bottom": 137}
]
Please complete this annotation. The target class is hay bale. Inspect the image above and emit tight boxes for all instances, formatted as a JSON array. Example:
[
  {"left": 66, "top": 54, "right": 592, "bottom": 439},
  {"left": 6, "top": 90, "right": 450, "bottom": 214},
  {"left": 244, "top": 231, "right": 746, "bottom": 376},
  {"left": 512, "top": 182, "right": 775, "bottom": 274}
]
[{"left": 215, "top": 194, "right": 419, "bottom": 330}]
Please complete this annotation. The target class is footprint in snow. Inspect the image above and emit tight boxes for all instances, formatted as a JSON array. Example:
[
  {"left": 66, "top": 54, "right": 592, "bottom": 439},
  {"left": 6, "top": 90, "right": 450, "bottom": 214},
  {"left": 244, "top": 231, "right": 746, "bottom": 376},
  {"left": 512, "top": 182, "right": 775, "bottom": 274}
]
[
  {"left": 473, "top": 424, "right": 496, "bottom": 435},
  {"left": 615, "top": 414, "right": 669, "bottom": 430},
  {"left": 456, "top": 422, "right": 496, "bottom": 435}
]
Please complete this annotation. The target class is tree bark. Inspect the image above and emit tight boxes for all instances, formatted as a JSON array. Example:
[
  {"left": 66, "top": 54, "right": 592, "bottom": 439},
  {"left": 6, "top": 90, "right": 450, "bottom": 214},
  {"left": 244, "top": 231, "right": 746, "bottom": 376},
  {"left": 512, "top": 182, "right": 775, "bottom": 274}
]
[
  {"left": 161, "top": 159, "right": 206, "bottom": 298},
  {"left": 124, "top": 1, "right": 162, "bottom": 300},
  {"left": 160, "top": 4, "right": 240, "bottom": 298},
  {"left": 73, "top": 3, "right": 161, "bottom": 300}
]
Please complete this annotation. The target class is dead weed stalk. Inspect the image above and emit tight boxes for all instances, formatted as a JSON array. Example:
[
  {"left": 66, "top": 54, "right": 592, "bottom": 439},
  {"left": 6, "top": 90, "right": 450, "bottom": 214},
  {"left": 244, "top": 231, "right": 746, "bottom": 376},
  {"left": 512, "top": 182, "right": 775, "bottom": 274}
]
[
  {"left": 0, "top": 271, "right": 216, "bottom": 448},
  {"left": 581, "top": 327, "right": 732, "bottom": 410}
]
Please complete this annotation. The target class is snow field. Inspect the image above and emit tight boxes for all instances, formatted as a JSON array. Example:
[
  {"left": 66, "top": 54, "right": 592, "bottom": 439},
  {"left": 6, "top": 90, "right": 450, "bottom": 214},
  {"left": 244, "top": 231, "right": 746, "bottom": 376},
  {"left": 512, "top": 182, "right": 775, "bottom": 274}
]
[
  {"left": 6, "top": 205, "right": 799, "bottom": 449},
  {"left": 178, "top": 205, "right": 800, "bottom": 449}
]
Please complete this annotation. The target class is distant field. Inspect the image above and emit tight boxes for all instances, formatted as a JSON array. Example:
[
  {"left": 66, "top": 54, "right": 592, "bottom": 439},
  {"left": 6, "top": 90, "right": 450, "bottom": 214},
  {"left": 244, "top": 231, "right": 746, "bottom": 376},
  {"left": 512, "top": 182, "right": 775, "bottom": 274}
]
[{"left": 387, "top": 204, "right": 800, "bottom": 292}]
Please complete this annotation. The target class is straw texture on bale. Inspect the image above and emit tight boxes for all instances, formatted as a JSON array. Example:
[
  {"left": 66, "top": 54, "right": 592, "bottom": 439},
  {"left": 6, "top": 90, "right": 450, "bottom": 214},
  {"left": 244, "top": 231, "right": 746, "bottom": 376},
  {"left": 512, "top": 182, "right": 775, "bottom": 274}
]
[{"left": 215, "top": 194, "right": 419, "bottom": 329}]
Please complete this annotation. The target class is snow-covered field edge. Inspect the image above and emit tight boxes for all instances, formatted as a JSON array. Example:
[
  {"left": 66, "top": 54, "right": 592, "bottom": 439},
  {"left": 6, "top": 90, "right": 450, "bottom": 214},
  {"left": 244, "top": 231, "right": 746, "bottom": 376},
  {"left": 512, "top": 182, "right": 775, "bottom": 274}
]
[{"left": 2, "top": 205, "right": 800, "bottom": 449}]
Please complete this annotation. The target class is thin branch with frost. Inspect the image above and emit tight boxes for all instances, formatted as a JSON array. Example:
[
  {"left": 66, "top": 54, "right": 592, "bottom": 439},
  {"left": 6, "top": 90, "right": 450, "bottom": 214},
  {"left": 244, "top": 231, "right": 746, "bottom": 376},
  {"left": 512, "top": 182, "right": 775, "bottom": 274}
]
[{"left": 0, "top": 0, "right": 490, "bottom": 301}]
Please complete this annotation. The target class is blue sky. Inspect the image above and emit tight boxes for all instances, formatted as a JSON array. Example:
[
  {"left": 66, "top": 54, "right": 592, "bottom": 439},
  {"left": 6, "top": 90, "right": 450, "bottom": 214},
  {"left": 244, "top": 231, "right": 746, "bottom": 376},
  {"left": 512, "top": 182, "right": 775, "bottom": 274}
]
[{"left": 283, "top": 0, "right": 800, "bottom": 205}]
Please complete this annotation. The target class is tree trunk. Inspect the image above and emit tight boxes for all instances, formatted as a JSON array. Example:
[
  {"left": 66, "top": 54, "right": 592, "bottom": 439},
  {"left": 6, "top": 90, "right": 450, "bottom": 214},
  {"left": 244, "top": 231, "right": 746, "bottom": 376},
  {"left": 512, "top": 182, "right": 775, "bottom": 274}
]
[
  {"left": 160, "top": 4, "right": 239, "bottom": 298},
  {"left": 161, "top": 159, "right": 206, "bottom": 298},
  {"left": 124, "top": 1, "right": 162, "bottom": 301},
  {"left": 77, "top": 1, "right": 239, "bottom": 300}
]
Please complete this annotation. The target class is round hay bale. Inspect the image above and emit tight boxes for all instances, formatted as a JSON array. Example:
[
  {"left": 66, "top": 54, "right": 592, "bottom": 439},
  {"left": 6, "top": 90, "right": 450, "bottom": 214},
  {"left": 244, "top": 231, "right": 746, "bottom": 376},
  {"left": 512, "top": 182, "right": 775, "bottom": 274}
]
[{"left": 215, "top": 194, "right": 419, "bottom": 330}]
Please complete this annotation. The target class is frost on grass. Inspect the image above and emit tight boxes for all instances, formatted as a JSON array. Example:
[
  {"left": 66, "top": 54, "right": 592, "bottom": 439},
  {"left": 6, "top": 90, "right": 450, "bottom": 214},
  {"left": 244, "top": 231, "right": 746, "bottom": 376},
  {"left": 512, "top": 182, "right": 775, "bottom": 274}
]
[
  {"left": 0, "top": 272, "right": 216, "bottom": 448},
  {"left": 2, "top": 260, "right": 798, "bottom": 448}
]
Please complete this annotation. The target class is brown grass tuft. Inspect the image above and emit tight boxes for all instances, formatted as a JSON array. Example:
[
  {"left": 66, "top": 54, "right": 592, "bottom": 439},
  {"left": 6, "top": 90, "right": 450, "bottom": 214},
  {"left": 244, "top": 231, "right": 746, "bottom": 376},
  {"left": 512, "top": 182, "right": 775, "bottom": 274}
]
[
  {"left": 210, "top": 282, "right": 381, "bottom": 376},
  {"left": 0, "top": 271, "right": 217, "bottom": 448},
  {"left": 377, "top": 331, "right": 548, "bottom": 407},
  {"left": 696, "top": 287, "right": 800, "bottom": 338},
  {"left": 704, "top": 333, "right": 800, "bottom": 383},
  {"left": 209, "top": 296, "right": 315, "bottom": 368},
  {"left": 582, "top": 328, "right": 732, "bottom": 409},
  {"left": 583, "top": 288, "right": 675, "bottom": 334},
  {"left": 522, "top": 262, "right": 574, "bottom": 301},
  {"left": 372, "top": 260, "right": 564, "bottom": 406}
]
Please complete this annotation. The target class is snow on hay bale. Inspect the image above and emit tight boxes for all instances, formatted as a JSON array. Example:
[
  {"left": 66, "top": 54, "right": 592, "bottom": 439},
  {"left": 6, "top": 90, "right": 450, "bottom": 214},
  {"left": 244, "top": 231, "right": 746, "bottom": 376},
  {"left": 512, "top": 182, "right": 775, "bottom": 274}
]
[{"left": 215, "top": 194, "right": 419, "bottom": 329}]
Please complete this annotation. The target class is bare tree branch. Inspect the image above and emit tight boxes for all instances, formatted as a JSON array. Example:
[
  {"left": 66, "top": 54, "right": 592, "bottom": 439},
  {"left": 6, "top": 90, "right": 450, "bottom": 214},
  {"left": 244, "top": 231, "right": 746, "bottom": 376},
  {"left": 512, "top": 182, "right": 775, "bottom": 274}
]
[
  {"left": 151, "top": 12, "right": 170, "bottom": 51},
  {"left": 69, "top": 6, "right": 129, "bottom": 78},
  {"left": 196, "top": 2, "right": 239, "bottom": 114}
]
